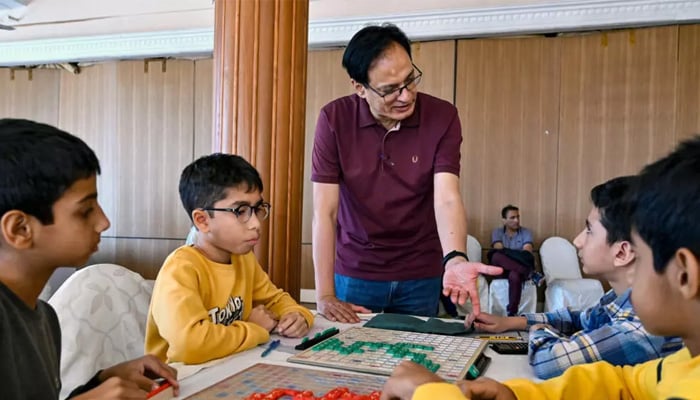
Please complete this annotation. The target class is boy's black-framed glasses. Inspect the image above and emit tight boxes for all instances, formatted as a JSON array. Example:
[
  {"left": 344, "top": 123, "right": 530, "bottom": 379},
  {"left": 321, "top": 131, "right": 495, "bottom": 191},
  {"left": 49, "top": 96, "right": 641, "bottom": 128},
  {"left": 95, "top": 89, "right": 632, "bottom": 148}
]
[
  {"left": 365, "top": 63, "right": 423, "bottom": 103},
  {"left": 200, "top": 202, "right": 271, "bottom": 223}
]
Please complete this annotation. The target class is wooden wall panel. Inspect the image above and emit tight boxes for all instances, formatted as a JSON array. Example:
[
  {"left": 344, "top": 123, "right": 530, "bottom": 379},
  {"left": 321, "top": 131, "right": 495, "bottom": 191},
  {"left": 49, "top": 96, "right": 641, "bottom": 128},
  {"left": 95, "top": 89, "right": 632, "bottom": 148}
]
[
  {"left": 58, "top": 61, "right": 194, "bottom": 278},
  {"left": 677, "top": 25, "right": 700, "bottom": 142},
  {"left": 301, "top": 48, "right": 350, "bottom": 287},
  {"left": 0, "top": 68, "right": 60, "bottom": 126},
  {"left": 302, "top": 48, "right": 353, "bottom": 246},
  {"left": 412, "top": 40, "right": 456, "bottom": 103},
  {"left": 89, "top": 238, "right": 183, "bottom": 279},
  {"left": 300, "top": 244, "right": 314, "bottom": 289},
  {"left": 115, "top": 60, "right": 195, "bottom": 239},
  {"left": 557, "top": 27, "right": 678, "bottom": 240},
  {"left": 194, "top": 58, "right": 214, "bottom": 159},
  {"left": 455, "top": 37, "right": 560, "bottom": 248},
  {"left": 59, "top": 63, "right": 119, "bottom": 235}
]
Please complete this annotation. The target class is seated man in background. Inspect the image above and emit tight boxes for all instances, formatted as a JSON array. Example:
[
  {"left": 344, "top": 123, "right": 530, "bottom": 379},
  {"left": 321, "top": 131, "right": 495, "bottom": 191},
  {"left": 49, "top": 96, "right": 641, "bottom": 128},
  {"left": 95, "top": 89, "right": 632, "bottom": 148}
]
[
  {"left": 472, "top": 177, "right": 682, "bottom": 379},
  {"left": 381, "top": 137, "right": 700, "bottom": 400},
  {"left": 145, "top": 154, "right": 313, "bottom": 365},
  {"left": 0, "top": 119, "right": 179, "bottom": 399},
  {"left": 488, "top": 205, "right": 542, "bottom": 316}
]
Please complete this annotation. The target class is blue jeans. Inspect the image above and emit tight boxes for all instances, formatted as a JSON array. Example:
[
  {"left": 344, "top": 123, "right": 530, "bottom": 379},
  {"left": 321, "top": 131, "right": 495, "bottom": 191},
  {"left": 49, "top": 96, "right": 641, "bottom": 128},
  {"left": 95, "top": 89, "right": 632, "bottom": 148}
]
[{"left": 334, "top": 274, "right": 441, "bottom": 317}]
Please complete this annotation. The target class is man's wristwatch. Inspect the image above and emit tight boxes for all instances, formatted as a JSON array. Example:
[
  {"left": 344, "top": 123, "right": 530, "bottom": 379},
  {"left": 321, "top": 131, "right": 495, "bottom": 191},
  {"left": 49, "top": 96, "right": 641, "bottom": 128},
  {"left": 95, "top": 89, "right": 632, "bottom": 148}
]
[{"left": 442, "top": 250, "right": 469, "bottom": 267}]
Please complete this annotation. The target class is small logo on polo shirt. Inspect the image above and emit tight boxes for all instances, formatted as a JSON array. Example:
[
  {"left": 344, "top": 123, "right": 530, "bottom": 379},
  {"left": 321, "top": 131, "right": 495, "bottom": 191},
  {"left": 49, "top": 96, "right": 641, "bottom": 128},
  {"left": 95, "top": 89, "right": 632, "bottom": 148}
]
[{"left": 412, "top": 155, "right": 419, "bottom": 163}]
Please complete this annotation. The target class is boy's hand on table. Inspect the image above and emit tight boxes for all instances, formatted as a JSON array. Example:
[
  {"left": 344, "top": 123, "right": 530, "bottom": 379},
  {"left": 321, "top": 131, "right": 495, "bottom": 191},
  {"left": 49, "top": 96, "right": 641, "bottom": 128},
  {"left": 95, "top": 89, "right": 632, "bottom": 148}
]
[
  {"left": 72, "top": 377, "right": 145, "bottom": 399},
  {"left": 380, "top": 361, "right": 444, "bottom": 400},
  {"left": 276, "top": 311, "right": 310, "bottom": 337},
  {"left": 73, "top": 354, "right": 180, "bottom": 399},
  {"left": 457, "top": 377, "right": 518, "bottom": 400},
  {"left": 472, "top": 312, "right": 526, "bottom": 333},
  {"left": 249, "top": 304, "right": 279, "bottom": 332}
]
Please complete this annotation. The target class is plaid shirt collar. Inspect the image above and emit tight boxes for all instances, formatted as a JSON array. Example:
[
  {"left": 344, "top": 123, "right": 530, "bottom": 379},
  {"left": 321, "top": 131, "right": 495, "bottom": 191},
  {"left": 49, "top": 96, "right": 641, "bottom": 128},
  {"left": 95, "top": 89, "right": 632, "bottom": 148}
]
[{"left": 601, "top": 288, "right": 634, "bottom": 319}]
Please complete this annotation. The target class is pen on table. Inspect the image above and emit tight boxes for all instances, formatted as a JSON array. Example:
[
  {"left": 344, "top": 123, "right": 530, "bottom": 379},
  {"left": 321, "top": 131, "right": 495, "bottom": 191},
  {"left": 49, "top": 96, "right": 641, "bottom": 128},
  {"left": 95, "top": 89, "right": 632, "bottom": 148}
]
[
  {"left": 261, "top": 339, "right": 280, "bottom": 357},
  {"left": 147, "top": 381, "right": 172, "bottom": 399}
]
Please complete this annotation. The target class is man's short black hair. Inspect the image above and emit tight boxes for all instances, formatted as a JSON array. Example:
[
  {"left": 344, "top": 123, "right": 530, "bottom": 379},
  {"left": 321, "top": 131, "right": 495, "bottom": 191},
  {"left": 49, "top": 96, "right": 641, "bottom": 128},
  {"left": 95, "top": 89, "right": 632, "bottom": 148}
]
[
  {"left": 0, "top": 119, "right": 101, "bottom": 225},
  {"left": 179, "top": 153, "right": 263, "bottom": 221},
  {"left": 590, "top": 175, "right": 636, "bottom": 245},
  {"left": 342, "top": 23, "right": 412, "bottom": 86},
  {"left": 632, "top": 136, "right": 700, "bottom": 273},
  {"left": 501, "top": 205, "right": 519, "bottom": 219}
]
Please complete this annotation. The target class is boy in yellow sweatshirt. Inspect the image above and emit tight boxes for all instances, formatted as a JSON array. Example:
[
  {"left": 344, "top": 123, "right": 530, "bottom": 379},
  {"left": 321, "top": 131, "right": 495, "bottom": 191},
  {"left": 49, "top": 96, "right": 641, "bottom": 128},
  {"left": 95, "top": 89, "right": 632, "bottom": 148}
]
[
  {"left": 145, "top": 154, "right": 313, "bottom": 364},
  {"left": 380, "top": 135, "right": 700, "bottom": 400}
]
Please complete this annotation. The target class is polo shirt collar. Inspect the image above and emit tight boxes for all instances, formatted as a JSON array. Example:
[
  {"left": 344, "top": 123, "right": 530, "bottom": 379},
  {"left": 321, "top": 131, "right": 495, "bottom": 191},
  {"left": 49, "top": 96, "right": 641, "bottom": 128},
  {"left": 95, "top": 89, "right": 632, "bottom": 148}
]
[
  {"left": 357, "top": 93, "right": 421, "bottom": 129},
  {"left": 503, "top": 226, "right": 522, "bottom": 234}
]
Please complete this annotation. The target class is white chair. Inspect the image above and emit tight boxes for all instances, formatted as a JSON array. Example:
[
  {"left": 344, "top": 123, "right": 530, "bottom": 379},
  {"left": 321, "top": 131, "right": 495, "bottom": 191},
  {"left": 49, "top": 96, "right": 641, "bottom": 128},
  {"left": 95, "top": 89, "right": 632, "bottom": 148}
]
[
  {"left": 39, "top": 267, "right": 77, "bottom": 301},
  {"left": 186, "top": 226, "right": 197, "bottom": 245},
  {"left": 540, "top": 237, "right": 582, "bottom": 284},
  {"left": 455, "top": 235, "right": 490, "bottom": 316},
  {"left": 539, "top": 236, "right": 604, "bottom": 312},
  {"left": 488, "top": 279, "right": 537, "bottom": 316},
  {"left": 48, "top": 264, "right": 154, "bottom": 400}
]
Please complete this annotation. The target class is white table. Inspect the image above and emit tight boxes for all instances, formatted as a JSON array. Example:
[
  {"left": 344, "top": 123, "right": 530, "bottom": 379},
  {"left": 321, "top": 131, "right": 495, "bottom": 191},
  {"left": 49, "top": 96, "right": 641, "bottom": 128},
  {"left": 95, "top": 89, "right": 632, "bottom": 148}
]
[{"left": 174, "top": 315, "right": 536, "bottom": 398}]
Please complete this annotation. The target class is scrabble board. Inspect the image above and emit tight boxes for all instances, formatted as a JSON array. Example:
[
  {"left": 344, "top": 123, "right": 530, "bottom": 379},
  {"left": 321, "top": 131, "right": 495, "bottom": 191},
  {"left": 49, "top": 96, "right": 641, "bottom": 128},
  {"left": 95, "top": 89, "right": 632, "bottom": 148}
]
[
  {"left": 185, "top": 363, "right": 386, "bottom": 399},
  {"left": 287, "top": 327, "right": 488, "bottom": 381}
]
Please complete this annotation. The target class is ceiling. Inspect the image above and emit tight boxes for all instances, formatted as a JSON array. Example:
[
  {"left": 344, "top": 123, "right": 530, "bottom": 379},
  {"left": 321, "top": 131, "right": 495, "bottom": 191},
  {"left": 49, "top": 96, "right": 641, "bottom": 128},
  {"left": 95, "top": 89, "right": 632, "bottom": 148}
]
[
  {"left": 0, "top": 0, "right": 634, "bottom": 40},
  {"left": 0, "top": 0, "right": 27, "bottom": 30},
  {"left": 1, "top": 0, "right": 698, "bottom": 66}
]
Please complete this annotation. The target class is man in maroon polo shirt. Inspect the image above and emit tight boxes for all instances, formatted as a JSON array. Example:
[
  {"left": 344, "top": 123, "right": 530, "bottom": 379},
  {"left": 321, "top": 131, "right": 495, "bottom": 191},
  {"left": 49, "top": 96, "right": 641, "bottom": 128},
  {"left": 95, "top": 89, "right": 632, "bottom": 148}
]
[{"left": 311, "top": 24, "right": 502, "bottom": 323}]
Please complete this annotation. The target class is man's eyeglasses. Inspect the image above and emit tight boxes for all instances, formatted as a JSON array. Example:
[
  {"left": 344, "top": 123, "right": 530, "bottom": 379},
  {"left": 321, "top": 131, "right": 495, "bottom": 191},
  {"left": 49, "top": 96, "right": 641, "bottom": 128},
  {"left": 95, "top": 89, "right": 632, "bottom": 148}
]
[
  {"left": 365, "top": 64, "right": 423, "bottom": 103},
  {"left": 200, "top": 202, "right": 271, "bottom": 223}
]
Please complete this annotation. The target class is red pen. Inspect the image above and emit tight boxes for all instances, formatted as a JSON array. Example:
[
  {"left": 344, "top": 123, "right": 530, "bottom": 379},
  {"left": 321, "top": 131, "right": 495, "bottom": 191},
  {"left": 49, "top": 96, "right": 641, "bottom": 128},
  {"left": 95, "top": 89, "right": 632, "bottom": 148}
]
[{"left": 147, "top": 381, "right": 173, "bottom": 400}]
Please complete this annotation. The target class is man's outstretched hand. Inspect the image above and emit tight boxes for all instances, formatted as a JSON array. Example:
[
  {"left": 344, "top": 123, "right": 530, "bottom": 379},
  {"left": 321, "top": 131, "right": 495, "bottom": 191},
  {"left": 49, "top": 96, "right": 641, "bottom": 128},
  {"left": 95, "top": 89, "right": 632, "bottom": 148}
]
[{"left": 443, "top": 259, "right": 503, "bottom": 316}]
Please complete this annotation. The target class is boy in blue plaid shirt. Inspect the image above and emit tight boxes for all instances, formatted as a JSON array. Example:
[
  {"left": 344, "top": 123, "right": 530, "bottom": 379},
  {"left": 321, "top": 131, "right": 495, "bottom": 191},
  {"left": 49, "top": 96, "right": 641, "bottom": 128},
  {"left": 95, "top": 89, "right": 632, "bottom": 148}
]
[
  {"left": 383, "top": 137, "right": 700, "bottom": 400},
  {"left": 469, "top": 176, "right": 683, "bottom": 379}
]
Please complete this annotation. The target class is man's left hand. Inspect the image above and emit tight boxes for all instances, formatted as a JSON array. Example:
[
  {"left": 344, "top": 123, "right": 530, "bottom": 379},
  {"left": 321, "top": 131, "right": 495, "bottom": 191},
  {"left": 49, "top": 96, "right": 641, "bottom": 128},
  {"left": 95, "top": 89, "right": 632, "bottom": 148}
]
[
  {"left": 98, "top": 355, "right": 179, "bottom": 396},
  {"left": 443, "top": 258, "right": 503, "bottom": 316}
]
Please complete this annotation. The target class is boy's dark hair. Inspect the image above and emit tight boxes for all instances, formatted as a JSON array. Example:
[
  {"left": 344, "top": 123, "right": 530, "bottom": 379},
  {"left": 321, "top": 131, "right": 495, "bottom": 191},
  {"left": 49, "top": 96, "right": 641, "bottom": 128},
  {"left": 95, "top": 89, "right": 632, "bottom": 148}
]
[
  {"left": 0, "top": 119, "right": 101, "bottom": 225},
  {"left": 590, "top": 175, "right": 636, "bottom": 245},
  {"left": 632, "top": 136, "right": 700, "bottom": 273},
  {"left": 342, "top": 23, "right": 412, "bottom": 86},
  {"left": 179, "top": 153, "right": 263, "bottom": 221},
  {"left": 501, "top": 205, "right": 519, "bottom": 219}
]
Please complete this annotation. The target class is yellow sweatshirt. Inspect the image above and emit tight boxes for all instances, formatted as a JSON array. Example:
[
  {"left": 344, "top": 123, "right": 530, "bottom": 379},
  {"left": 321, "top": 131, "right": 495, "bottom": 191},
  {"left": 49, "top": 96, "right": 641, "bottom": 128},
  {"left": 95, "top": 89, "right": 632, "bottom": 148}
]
[
  {"left": 145, "top": 245, "right": 314, "bottom": 364},
  {"left": 411, "top": 347, "right": 699, "bottom": 400}
]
